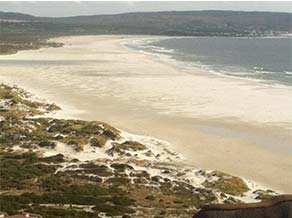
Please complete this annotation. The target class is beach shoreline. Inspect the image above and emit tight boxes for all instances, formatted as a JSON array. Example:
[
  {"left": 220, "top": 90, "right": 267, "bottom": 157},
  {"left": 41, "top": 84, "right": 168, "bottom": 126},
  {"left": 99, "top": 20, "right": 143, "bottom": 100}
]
[{"left": 0, "top": 35, "right": 291, "bottom": 193}]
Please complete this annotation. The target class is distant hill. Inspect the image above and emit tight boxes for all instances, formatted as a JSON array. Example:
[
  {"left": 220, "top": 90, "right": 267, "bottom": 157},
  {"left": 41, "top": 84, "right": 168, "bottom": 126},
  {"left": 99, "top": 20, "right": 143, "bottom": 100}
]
[
  {"left": 0, "top": 10, "right": 291, "bottom": 54},
  {"left": 0, "top": 11, "right": 36, "bottom": 21},
  {"left": 1, "top": 10, "right": 291, "bottom": 37},
  {"left": 50, "top": 10, "right": 292, "bottom": 36}
]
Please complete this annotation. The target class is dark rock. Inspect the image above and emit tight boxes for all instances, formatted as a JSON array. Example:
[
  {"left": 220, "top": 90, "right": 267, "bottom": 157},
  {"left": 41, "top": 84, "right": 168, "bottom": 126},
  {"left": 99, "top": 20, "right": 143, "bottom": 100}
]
[
  {"left": 53, "top": 134, "right": 64, "bottom": 140},
  {"left": 254, "top": 189, "right": 277, "bottom": 200},
  {"left": 176, "top": 172, "right": 186, "bottom": 177},
  {"left": 133, "top": 177, "right": 149, "bottom": 184},
  {"left": 38, "top": 140, "right": 56, "bottom": 148},
  {"left": 106, "top": 144, "right": 124, "bottom": 156},
  {"left": 162, "top": 170, "right": 170, "bottom": 174},
  {"left": 71, "top": 158, "right": 79, "bottom": 162},
  {"left": 42, "top": 153, "right": 65, "bottom": 163},
  {"left": 193, "top": 195, "right": 292, "bottom": 218},
  {"left": 151, "top": 175, "right": 163, "bottom": 182},
  {"left": 119, "top": 140, "right": 146, "bottom": 151},
  {"left": 67, "top": 140, "right": 78, "bottom": 146},
  {"left": 102, "top": 130, "right": 118, "bottom": 140},
  {"left": 129, "top": 170, "right": 150, "bottom": 178},
  {"left": 73, "top": 145, "right": 83, "bottom": 152},
  {"left": 144, "top": 150, "right": 154, "bottom": 157},
  {"left": 111, "top": 163, "right": 134, "bottom": 172},
  {"left": 79, "top": 162, "right": 98, "bottom": 168},
  {"left": 78, "top": 164, "right": 113, "bottom": 177},
  {"left": 163, "top": 178, "right": 171, "bottom": 183}
]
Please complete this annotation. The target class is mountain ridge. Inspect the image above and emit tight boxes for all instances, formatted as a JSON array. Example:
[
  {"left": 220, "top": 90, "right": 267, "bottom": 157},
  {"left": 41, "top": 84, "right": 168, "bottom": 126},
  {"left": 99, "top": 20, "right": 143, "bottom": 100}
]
[
  {"left": 1, "top": 10, "right": 291, "bottom": 35},
  {"left": 1, "top": 10, "right": 291, "bottom": 54}
]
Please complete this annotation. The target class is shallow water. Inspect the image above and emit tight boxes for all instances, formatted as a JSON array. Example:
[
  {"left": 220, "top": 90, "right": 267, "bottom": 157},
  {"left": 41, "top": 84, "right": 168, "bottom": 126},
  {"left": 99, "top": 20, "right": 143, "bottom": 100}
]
[{"left": 128, "top": 37, "right": 292, "bottom": 87}]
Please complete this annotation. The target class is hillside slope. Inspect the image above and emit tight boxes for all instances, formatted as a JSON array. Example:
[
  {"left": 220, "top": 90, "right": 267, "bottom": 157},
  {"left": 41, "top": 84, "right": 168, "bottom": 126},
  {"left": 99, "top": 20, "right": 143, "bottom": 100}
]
[
  {"left": 1, "top": 10, "right": 291, "bottom": 54},
  {"left": 1, "top": 10, "right": 291, "bottom": 36}
]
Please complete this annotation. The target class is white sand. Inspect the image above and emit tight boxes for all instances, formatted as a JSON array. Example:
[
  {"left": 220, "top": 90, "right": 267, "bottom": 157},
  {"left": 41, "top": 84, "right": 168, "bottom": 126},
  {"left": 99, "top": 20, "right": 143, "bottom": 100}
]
[{"left": 0, "top": 35, "right": 291, "bottom": 193}]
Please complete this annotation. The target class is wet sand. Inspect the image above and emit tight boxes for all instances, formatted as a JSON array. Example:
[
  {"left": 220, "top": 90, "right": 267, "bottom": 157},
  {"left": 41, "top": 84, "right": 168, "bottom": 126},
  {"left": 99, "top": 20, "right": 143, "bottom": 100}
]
[{"left": 0, "top": 35, "right": 291, "bottom": 192}]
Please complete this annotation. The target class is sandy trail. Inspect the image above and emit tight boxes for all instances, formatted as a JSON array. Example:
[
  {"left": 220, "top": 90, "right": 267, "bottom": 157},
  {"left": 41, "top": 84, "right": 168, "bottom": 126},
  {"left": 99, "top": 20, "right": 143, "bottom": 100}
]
[{"left": 0, "top": 35, "right": 291, "bottom": 193}]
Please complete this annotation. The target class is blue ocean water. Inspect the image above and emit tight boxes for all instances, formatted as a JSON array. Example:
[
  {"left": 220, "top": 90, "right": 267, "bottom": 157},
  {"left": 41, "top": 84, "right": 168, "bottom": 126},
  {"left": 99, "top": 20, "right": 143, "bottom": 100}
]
[{"left": 128, "top": 37, "right": 292, "bottom": 87}]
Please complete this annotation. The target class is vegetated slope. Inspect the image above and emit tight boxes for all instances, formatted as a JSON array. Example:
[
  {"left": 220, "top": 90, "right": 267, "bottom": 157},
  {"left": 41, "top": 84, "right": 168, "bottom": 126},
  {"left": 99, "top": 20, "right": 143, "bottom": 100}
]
[
  {"left": 50, "top": 10, "right": 292, "bottom": 36},
  {"left": 0, "top": 84, "right": 279, "bottom": 218},
  {"left": 1, "top": 10, "right": 291, "bottom": 36},
  {"left": 0, "top": 11, "right": 36, "bottom": 20},
  {"left": 0, "top": 10, "right": 291, "bottom": 54},
  {"left": 0, "top": 11, "right": 62, "bottom": 55}
]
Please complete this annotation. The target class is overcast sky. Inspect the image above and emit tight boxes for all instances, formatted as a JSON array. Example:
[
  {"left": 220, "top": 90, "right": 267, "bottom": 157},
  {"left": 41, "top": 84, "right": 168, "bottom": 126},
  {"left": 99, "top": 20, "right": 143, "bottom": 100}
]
[{"left": 0, "top": 1, "right": 291, "bottom": 17}]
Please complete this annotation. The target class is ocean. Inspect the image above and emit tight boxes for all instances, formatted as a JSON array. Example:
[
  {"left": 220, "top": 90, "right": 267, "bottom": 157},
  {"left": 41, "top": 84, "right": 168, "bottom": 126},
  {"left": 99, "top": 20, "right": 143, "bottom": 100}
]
[{"left": 127, "top": 37, "right": 292, "bottom": 87}]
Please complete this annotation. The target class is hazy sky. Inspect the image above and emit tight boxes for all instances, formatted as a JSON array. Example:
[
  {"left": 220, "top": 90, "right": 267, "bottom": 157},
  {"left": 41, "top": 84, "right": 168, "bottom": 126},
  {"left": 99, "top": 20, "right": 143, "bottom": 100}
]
[{"left": 0, "top": 1, "right": 291, "bottom": 17}]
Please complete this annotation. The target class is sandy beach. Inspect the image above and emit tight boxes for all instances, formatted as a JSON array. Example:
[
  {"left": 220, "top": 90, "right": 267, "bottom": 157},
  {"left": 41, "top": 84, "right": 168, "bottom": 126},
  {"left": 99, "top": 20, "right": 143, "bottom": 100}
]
[{"left": 0, "top": 35, "right": 291, "bottom": 193}]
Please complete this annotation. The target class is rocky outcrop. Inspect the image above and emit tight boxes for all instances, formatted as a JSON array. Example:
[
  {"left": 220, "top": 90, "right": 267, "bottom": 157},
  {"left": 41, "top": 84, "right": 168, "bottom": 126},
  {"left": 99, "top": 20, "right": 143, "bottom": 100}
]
[{"left": 193, "top": 195, "right": 292, "bottom": 218}]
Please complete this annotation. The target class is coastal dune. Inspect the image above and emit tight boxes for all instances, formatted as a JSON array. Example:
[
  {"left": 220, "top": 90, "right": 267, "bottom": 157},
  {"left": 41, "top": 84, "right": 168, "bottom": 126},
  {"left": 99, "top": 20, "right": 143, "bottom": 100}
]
[{"left": 0, "top": 35, "right": 291, "bottom": 193}]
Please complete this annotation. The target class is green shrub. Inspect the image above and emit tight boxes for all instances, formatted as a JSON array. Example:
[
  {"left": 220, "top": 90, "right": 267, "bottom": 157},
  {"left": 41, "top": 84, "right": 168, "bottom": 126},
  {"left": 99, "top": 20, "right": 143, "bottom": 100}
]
[
  {"left": 31, "top": 206, "right": 97, "bottom": 218},
  {"left": 145, "top": 195, "right": 156, "bottom": 201},
  {"left": 64, "top": 184, "right": 110, "bottom": 196}
]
